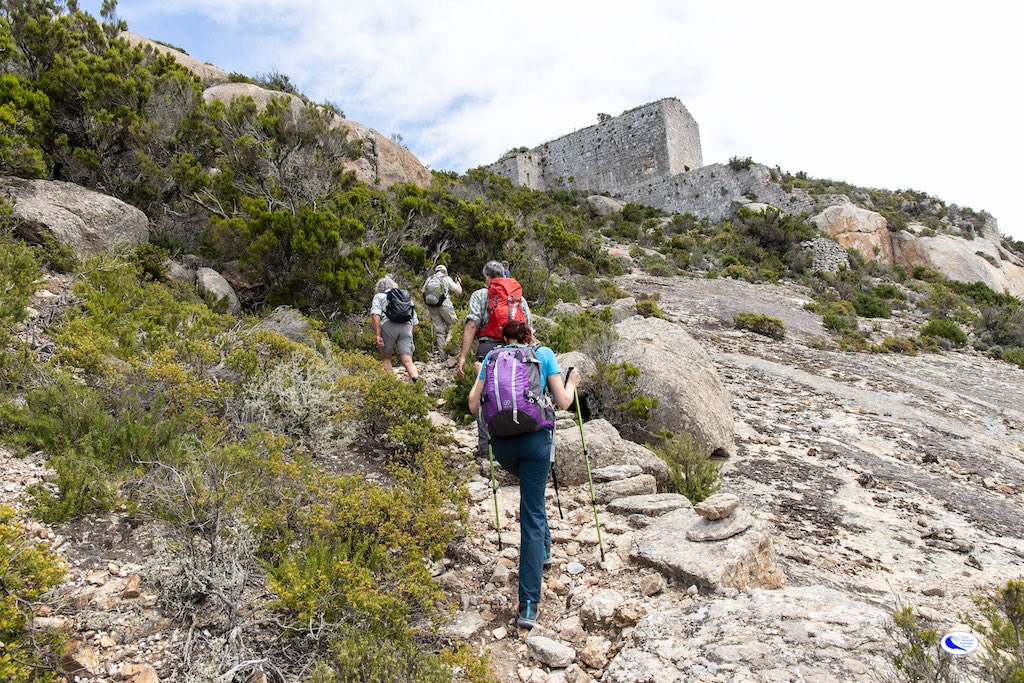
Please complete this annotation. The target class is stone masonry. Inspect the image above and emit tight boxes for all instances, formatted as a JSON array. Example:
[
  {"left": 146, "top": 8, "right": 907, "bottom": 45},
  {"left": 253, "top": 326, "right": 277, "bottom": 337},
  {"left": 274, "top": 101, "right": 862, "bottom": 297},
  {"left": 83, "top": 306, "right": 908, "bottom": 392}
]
[{"left": 488, "top": 98, "right": 702, "bottom": 195}]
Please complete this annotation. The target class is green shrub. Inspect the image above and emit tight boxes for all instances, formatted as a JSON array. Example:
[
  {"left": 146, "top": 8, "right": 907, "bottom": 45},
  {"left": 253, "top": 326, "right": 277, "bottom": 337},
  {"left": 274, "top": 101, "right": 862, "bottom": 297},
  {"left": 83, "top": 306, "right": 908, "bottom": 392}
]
[
  {"left": 853, "top": 292, "right": 892, "bottom": 319},
  {"left": 877, "top": 337, "right": 918, "bottom": 356},
  {"left": 1002, "top": 347, "right": 1024, "bottom": 369},
  {"left": 727, "top": 156, "right": 753, "bottom": 171},
  {"left": 591, "top": 360, "right": 659, "bottom": 441},
  {"left": 442, "top": 369, "right": 477, "bottom": 425},
  {"left": 823, "top": 311, "right": 852, "bottom": 332},
  {"left": 541, "top": 309, "right": 614, "bottom": 354},
  {"left": 0, "top": 506, "right": 65, "bottom": 683},
  {"left": 733, "top": 313, "right": 786, "bottom": 340},
  {"left": 635, "top": 297, "right": 666, "bottom": 319},
  {"left": 722, "top": 263, "right": 752, "bottom": 281},
  {"left": 884, "top": 604, "right": 960, "bottom": 682},
  {"left": 968, "top": 578, "right": 1024, "bottom": 681},
  {"left": 654, "top": 434, "right": 720, "bottom": 504},
  {"left": 920, "top": 318, "right": 967, "bottom": 346}
]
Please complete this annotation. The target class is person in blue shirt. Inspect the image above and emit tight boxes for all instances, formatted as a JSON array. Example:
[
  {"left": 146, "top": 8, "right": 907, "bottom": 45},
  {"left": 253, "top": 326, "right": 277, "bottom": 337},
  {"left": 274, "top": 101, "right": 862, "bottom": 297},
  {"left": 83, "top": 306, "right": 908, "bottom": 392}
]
[{"left": 468, "top": 319, "right": 580, "bottom": 629}]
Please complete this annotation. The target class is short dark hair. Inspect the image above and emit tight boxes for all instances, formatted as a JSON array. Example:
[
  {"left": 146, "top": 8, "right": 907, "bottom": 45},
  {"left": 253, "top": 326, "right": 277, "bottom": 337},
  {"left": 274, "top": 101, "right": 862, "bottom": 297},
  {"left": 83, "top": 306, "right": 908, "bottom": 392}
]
[{"left": 502, "top": 319, "right": 532, "bottom": 344}]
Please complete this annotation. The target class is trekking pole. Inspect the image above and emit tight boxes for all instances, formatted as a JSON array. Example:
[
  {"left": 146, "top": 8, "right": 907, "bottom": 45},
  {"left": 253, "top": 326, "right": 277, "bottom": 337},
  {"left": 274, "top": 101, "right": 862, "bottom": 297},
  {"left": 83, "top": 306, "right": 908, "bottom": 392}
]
[
  {"left": 487, "top": 439, "right": 503, "bottom": 550},
  {"left": 550, "top": 444, "right": 564, "bottom": 520},
  {"left": 573, "top": 387, "right": 605, "bottom": 562}
]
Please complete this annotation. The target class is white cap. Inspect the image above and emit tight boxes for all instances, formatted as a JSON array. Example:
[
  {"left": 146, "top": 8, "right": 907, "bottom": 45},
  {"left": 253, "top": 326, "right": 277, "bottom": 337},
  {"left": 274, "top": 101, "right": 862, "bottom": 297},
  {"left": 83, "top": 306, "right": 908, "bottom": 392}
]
[{"left": 435, "top": 264, "right": 447, "bottom": 274}]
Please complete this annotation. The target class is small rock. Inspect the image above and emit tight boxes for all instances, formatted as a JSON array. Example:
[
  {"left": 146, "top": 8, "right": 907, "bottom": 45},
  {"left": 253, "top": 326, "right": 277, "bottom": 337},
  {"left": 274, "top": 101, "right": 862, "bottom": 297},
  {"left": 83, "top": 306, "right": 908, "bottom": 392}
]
[
  {"left": 640, "top": 573, "right": 666, "bottom": 596},
  {"left": 86, "top": 570, "right": 107, "bottom": 586},
  {"left": 493, "top": 626, "right": 508, "bottom": 640},
  {"left": 122, "top": 574, "right": 142, "bottom": 599},
  {"left": 966, "top": 554, "right": 983, "bottom": 570},
  {"left": 687, "top": 585, "right": 699, "bottom": 596},
  {"left": 580, "top": 589, "right": 625, "bottom": 631},
  {"left": 591, "top": 464, "right": 643, "bottom": 482},
  {"left": 857, "top": 472, "right": 876, "bottom": 488},
  {"left": 921, "top": 586, "right": 945, "bottom": 597},
  {"left": 578, "top": 636, "right": 611, "bottom": 669},
  {"left": 107, "top": 562, "right": 121, "bottom": 576},
  {"left": 693, "top": 493, "right": 740, "bottom": 520},
  {"left": 61, "top": 640, "right": 99, "bottom": 675},
  {"left": 126, "top": 665, "right": 160, "bottom": 683},
  {"left": 566, "top": 562, "right": 586, "bottom": 575},
  {"left": 526, "top": 634, "right": 577, "bottom": 668},
  {"left": 686, "top": 510, "right": 754, "bottom": 542},
  {"left": 99, "top": 635, "right": 116, "bottom": 648}
]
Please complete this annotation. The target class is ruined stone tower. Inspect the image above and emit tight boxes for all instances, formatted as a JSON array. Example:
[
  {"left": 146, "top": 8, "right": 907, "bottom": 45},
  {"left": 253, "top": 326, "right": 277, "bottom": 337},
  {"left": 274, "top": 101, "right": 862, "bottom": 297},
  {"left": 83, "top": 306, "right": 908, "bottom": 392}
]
[{"left": 487, "top": 98, "right": 702, "bottom": 195}]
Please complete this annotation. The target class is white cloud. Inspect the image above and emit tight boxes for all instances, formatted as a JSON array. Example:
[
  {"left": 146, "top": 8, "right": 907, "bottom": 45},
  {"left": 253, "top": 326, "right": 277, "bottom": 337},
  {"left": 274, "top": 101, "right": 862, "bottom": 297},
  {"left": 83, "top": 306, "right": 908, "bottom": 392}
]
[{"left": 90, "top": 0, "right": 1024, "bottom": 238}]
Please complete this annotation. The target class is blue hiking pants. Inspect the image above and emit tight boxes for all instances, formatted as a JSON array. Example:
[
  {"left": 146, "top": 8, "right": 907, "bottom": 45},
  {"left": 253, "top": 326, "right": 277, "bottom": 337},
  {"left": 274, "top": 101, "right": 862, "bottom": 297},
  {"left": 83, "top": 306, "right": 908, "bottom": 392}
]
[{"left": 490, "top": 429, "right": 553, "bottom": 607}]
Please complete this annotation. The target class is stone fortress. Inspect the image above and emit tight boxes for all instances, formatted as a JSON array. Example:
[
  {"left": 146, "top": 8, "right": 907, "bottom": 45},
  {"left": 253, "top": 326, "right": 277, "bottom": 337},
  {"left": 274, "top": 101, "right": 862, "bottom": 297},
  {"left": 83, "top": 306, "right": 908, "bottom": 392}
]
[
  {"left": 488, "top": 98, "right": 703, "bottom": 196},
  {"left": 486, "top": 97, "right": 814, "bottom": 221}
]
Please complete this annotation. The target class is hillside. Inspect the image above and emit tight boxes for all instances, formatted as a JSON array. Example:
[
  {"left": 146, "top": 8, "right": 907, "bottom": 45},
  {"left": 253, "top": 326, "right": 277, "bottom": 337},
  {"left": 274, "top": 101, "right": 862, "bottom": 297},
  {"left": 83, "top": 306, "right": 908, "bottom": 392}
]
[{"left": 1, "top": 4, "right": 1023, "bottom": 683}]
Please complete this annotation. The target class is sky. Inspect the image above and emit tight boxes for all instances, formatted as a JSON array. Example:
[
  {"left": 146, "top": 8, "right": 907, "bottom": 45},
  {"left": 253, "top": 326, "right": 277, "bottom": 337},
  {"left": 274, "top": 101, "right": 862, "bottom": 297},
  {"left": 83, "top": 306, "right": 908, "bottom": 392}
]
[{"left": 81, "top": 1, "right": 1024, "bottom": 240}]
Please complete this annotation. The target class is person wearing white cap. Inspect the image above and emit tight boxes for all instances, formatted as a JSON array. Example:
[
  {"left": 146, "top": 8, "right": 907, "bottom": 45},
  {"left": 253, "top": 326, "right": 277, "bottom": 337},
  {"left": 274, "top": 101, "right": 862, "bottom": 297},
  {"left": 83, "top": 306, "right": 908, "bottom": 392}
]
[{"left": 421, "top": 264, "right": 462, "bottom": 358}]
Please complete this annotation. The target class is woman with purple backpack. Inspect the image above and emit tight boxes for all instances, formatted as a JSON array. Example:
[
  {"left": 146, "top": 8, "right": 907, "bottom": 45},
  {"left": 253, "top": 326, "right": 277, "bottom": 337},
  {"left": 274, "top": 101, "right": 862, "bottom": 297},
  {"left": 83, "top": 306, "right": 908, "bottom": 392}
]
[{"left": 468, "top": 319, "right": 580, "bottom": 629}]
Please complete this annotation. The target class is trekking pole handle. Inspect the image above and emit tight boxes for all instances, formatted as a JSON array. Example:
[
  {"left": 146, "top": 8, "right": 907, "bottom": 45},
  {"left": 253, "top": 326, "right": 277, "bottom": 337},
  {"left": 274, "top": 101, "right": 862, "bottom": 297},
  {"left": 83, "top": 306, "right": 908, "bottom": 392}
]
[{"left": 564, "top": 366, "right": 576, "bottom": 388}]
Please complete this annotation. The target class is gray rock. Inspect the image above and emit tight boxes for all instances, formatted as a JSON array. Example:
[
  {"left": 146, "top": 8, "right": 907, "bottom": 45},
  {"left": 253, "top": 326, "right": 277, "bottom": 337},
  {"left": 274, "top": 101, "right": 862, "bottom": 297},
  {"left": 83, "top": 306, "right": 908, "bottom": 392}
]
[
  {"left": 580, "top": 589, "right": 625, "bottom": 631},
  {"left": 892, "top": 231, "right": 1024, "bottom": 299},
  {"left": 587, "top": 195, "right": 625, "bottom": 216},
  {"left": 594, "top": 475, "right": 657, "bottom": 503},
  {"left": 527, "top": 634, "right": 577, "bottom": 668},
  {"left": 444, "top": 611, "right": 486, "bottom": 640},
  {"left": 608, "top": 493, "right": 692, "bottom": 517},
  {"left": 554, "top": 419, "right": 668, "bottom": 487},
  {"left": 639, "top": 573, "right": 666, "bottom": 596},
  {"left": 163, "top": 259, "right": 196, "bottom": 284},
  {"left": 612, "top": 317, "right": 735, "bottom": 458},
  {"left": 605, "top": 586, "right": 888, "bottom": 683},
  {"left": 631, "top": 508, "right": 785, "bottom": 591},
  {"left": 592, "top": 464, "right": 643, "bottom": 482},
  {"left": 195, "top": 267, "right": 241, "bottom": 314},
  {"left": 3, "top": 176, "right": 148, "bottom": 258},
  {"left": 610, "top": 297, "right": 637, "bottom": 323},
  {"left": 250, "top": 306, "right": 315, "bottom": 345},
  {"left": 566, "top": 562, "right": 586, "bottom": 575},
  {"left": 694, "top": 493, "right": 740, "bottom": 520},
  {"left": 686, "top": 510, "right": 754, "bottom": 542},
  {"left": 550, "top": 301, "right": 586, "bottom": 317}
]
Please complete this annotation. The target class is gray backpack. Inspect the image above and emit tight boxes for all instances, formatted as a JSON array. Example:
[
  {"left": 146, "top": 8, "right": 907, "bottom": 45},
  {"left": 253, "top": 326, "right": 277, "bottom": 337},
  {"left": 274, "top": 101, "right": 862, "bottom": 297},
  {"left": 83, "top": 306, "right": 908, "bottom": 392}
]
[{"left": 422, "top": 274, "right": 448, "bottom": 306}]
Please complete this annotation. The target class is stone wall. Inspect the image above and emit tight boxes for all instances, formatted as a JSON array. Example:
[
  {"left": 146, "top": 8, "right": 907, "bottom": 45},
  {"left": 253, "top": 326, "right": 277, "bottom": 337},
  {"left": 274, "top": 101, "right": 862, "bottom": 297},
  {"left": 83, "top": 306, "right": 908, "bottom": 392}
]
[{"left": 488, "top": 98, "right": 702, "bottom": 195}]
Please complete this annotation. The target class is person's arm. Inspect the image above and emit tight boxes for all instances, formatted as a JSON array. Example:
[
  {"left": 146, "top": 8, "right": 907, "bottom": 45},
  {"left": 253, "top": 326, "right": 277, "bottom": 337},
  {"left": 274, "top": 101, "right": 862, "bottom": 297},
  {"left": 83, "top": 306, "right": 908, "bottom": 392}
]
[
  {"left": 548, "top": 367, "right": 580, "bottom": 410},
  {"left": 522, "top": 297, "right": 534, "bottom": 331},
  {"left": 468, "top": 376, "right": 485, "bottom": 414},
  {"left": 455, "top": 319, "right": 478, "bottom": 377},
  {"left": 448, "top": 276, "right": 463, "bottom": 296},
  {"left": 372, "top": 313, "right": 384, "bottom": 348}
]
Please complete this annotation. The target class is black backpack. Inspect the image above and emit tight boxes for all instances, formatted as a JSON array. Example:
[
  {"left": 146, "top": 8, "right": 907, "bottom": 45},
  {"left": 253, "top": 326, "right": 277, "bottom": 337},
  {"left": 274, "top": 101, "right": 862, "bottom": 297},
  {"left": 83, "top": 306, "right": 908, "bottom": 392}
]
[{"left": 385, "top": 288, "right": 414, "bottom": 323}]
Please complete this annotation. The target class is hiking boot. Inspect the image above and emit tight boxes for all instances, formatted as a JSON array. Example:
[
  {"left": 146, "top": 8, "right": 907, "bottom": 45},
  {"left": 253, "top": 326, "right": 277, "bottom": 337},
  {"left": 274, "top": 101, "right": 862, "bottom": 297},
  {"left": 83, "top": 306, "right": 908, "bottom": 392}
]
[
  {"left": 543, "top": 546, "right": 553, "bottom": 570},
  {"left": 517, "top": 601, "right": 538, "bottom": 630}
]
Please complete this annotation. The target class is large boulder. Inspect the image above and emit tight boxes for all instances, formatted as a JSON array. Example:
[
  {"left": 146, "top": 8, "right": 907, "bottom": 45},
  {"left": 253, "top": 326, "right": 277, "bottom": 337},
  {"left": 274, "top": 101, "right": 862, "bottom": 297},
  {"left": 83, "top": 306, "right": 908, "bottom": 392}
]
[
  {"left": 120, "top": 32, "right": 228, "bottom": 84},
  {"left": 892, "top": 231, "right": 1024, "bottom": 299},
  {"left": 195, "top": 267, "right": 241, "bottom": 314},
  {"left": 2, "top": 177, "right": 148, "bottom": 258},
  {"left": 553, "top": 418, "right": 668, "bottom": 487},
  {"left": 587, "top": 195, "right": 624, "bottom": 216},
  {"left": 202, "top": 84, "right": 431, "bottom": 188},
  {"left": 612, "top": 317, "right": 735, "bottom": 458},
  {"left": 604, "top": 586, "right": 888, "bottom": 682},
  {"left": 631, "top": 507, "right": 785, "bottom": 591},
  {"left": 811, "top": 202, "right": 894, "bottom": 264}
]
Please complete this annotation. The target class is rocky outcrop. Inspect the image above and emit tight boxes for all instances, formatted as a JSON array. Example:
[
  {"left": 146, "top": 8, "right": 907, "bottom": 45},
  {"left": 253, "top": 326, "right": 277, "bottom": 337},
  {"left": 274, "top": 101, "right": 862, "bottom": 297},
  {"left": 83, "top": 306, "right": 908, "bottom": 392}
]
[
  {"left": 631, "top": 506, "right": 785, "bottom": 591},
  {"left": 613, "top": 316, "right": 735, "bottom": 457},
  {"left": 202, "top": 83, "right": 431, "bottom": 188},
  {"left": 2, "top": 177, "right": 148, "bottom": 258},
  {"left": 892, "top": 231, "right": 1024, "bottom": 299},
  {"left": 605, "top": 586, "right": 888, "bottom": 682},
  {"left": 120, "top": 32, "right": 228, "bottom": 84},
  {"left": 811, "top": 202, "right": 894, "bottom": 263},
  {"left": 553, "top": 418, "right": 669, "bottom": 487}
]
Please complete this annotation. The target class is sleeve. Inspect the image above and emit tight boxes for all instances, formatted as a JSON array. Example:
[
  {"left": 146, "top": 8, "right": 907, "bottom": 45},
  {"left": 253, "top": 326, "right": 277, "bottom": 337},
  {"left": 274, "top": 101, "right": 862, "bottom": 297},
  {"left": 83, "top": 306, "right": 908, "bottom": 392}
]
[
  {"left": 537, "top": 346, "right": 561, "bottom": 378},
  {"left": 370, "top": 292, "right": 385, "bottom": 317},
  {"left": 466, "top": 289, "right": 486, "bottom": 324}
]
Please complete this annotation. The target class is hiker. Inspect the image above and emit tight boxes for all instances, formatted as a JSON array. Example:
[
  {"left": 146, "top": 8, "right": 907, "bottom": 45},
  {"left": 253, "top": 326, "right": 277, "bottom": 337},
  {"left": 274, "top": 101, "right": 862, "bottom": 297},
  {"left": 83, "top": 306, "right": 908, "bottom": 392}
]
[
  {"left": 421, "top": 264, "right": 462, "bottom": 358},
  {"left": 501, "top": 260, "right": 511, "bottom": 277},
  {"left": 370, "top": 275, "right": 420, "bottom": 383},
  {"left": 455, "top": 260, "right": 533, "bottom": 379},
  {"left": 456, "top": 260, "right": 534, "bottom": 455},
  {"left": 468, "top": 319, "right": 581, "bottom": 629}
]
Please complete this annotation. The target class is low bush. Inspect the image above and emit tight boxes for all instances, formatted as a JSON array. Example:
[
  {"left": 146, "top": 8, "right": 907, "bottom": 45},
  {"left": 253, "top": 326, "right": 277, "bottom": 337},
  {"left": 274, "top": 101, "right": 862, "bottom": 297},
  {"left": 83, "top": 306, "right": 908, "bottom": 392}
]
[
  {"left": 540, "top": 309, "right": 614, "bottom": 354},
  {"left": 920, "top": 318, "right": 967, "bottom": 346},
  {"left": 0, "top": 506, "right": 65, "bottom": 683},
  {"left": 733, "top": 313, "right": 786, "bottom": 340},
  {"left": 654, "top": 433, "right": 720, "bottom": 504},
  {"left": 1002, "top": 347, "right": 1024, "bottom": 369},
  {"left": 876, "top": 337, "right": 918, "bottom": 356},
  {"left": 853, "top": 292, "right": 892, "bottom": 319},
  {"left": 590, "top": 360, "right": 659, "bottom": 442}
]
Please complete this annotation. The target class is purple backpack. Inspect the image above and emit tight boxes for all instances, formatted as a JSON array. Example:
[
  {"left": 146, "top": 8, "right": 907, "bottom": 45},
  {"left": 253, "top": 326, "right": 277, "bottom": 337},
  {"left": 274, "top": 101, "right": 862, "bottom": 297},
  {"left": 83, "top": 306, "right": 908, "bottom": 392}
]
[{"left": 481, "top": 346, "right": 555, "bottom": 438}]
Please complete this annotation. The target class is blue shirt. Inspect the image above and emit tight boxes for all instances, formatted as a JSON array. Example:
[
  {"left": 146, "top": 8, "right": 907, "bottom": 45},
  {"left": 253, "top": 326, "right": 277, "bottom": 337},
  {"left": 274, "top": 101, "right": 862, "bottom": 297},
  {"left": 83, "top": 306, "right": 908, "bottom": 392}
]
[{"left": 478, "top": 344, "right": 561, "bottom": 393}]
